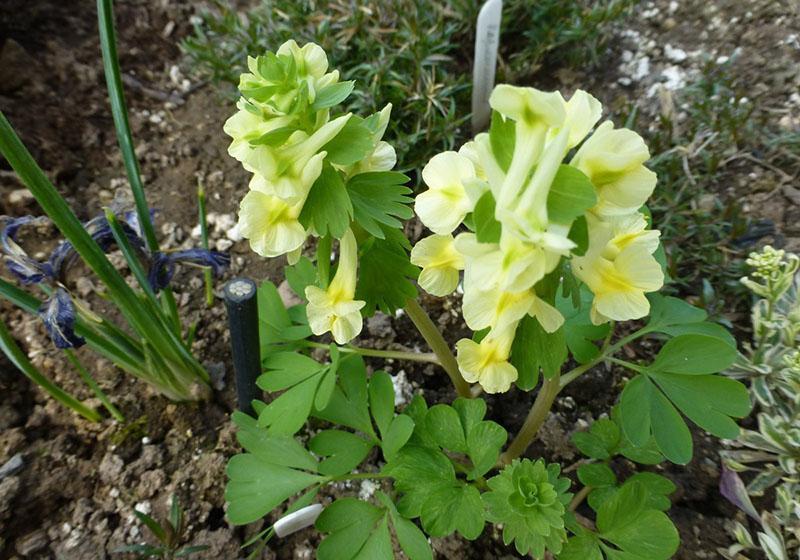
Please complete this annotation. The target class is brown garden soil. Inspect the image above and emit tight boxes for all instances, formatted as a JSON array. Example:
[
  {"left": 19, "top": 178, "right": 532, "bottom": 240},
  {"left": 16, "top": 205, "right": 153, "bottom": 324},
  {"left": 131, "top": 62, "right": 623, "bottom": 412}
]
[{"left": 1, "top": 0, "right": 798, "bottom": 558}]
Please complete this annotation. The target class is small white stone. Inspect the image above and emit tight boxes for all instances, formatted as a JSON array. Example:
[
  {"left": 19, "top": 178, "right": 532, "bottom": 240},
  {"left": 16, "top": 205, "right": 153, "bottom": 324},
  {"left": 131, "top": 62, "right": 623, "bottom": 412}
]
[
  {"left": 664, "top": 44, "right": 687, "bottom": 63},
  {"left": 391, "top": 370, "right": 413, "bottom": 407},
  {"left": 358, "top": 479, "right": 379, "bottom": 501},
  {"left": 716, "top": 55, "right": 730, "bottom": 64},
  {"left": 134, "top": 501, "right": 151, "bottom": 515},
  {"left": 109, "top": 488, "right": 120, "bottom": 498},
  {"left": 141, "top": 436, "right": 151, "bottom": 445}
]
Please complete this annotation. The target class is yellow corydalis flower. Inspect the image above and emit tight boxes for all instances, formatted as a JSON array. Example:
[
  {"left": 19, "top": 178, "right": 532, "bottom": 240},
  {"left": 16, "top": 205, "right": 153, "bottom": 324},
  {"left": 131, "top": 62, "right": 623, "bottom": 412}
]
[
  {"left": 237, "top": 181, "right": 306, "bottom": 258},
  {"left": 415, "top": 151, "right": 484, "bottom": 235},
  {"left": 571, "top": 121, "right": 657, "bottom": 217},
  {"left": 573, "top": 214, "right": 663, "bottom": 325},
  {"left": 305, "top": 229, "right": 365, "bottom": 344},
  {"left": 410, "top": 234, "right": 464, "bottom": 297},
  {"left": 456, "top": 327, "right": 518, "bottom": 394}
]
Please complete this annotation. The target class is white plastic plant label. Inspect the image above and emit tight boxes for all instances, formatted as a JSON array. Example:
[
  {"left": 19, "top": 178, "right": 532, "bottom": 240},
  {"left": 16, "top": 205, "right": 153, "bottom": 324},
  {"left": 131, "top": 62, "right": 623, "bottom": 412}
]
[
  {"left": 273, "top": 503, "right": 324, "bottom": 537},
  {"left": 471, "top": 0, "right": 503, "bottom": 133}
]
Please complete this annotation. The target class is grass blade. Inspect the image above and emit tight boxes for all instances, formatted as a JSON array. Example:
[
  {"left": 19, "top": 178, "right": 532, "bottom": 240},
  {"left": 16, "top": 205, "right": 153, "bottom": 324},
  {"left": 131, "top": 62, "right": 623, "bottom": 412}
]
[
  {"left": 0, "top": 319, "right": 101, "bottom": 422},
  {"left": 197, "top": 180, "right": 214, "bottom": 307},
  {"left": 64, "top": 349, "right": 125, "bottom": 422}
]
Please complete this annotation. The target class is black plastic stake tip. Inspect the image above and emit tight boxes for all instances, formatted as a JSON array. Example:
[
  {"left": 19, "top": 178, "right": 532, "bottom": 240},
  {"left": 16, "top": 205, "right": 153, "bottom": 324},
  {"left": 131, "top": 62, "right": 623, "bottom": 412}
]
[{"left": 224, "top": 278, "right": 261, "bottom": 416}]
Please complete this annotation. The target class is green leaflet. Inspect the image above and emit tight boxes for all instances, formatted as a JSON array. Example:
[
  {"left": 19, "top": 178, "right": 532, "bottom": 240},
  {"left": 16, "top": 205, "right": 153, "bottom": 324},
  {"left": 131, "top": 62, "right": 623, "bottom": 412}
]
[
  {"left": 256, "top": 351, "right": 335, "bottom": 435},
  {"left": 384, "top": 398, "right": 505, "bottom": 541},
  {"left": 618, "top": 335, "right": 750, "bottom": 464},
  {"left": 511, "top": 315, "right": 568, "bottom": 390},
  {"left": 284, "top": 256, "right": 317, "bottom": 299},
  {"left": 571, "top": 411, "right": 663, "bottom": 465},
  {"left": 546, "top": 165, "right": 597, "bottom": 225},
  {"left": 556, "top": 285, "right": 610, "bottom": 364},
  {"left": 322, "top": 115, "right": 375, "bottom": 166},
  {"left": 299, "top": 163, "right": 353, "bottom": 238},
  {"left": 489, "top": 110, "right": 515, "bottom": 172},
  {"left": 225, "top": 413, "right": 323, "bottom": 525},
  {"left": 355, "top": 228, "right": 418, "bottom": 315},
  {"left": 316, "top": 495, "right": 433, "bottom": 560},
  {"left": 644, "top": 293, "right": 736, "bottom": 347},
  {"left": 312, "top": 81, "right": 355, "bottom": 111},
  {"left": 561, "top": 482, "right": 679, "bottom": 560},
  {"left": 309, "top": 430, "right": 374, "bottom": 476},
  {"left": 257, "top": 280, "right": 311, "bottom": 357},
  {"left": 347, "top": 172, "right": 413, "bottom": 239},
  {"left": 472, "top": 190, "right": 502, "bottom": 244},
  {"left": 314, "top": 354, "right": 375, "bottom": 437}
]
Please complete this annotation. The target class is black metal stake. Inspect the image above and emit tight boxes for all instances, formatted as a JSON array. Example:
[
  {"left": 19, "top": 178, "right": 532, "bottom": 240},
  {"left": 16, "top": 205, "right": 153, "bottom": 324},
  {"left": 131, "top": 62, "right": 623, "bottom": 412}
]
[{"left": 224, "top": 278, "right": 261, "bottom": 416}]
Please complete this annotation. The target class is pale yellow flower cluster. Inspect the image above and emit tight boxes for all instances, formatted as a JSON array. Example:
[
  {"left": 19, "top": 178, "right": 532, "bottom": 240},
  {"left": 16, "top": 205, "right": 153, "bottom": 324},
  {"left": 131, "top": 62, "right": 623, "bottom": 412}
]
[
  {"left": 224, "top": 40, "right": 394, "bottom": 262},
  {"left": 225, "top": 41, "right": 395, "bottom": 344},
  {"left": 411, "top": 85, "right": 663, "bottom": 393}
]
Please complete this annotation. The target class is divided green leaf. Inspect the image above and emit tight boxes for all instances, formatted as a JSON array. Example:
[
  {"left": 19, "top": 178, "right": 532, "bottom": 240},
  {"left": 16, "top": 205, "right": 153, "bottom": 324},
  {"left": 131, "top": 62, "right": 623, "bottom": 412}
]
[
  {"left": 347, "top": 172, "right": 413, "bottom": 238},
  {"left": 356, "top": 228, "right": 418, "bottom": 315},
  {"left": 322, "top": 116, "right": 375, "bottom": 166},
  {"left": 225, "top": 413, "right": 322, "bottom": 525},
  {"left": 618, "top": 335, "right": 750, "bottom": 464},
  {"left": 299, "top": 163, "right": 353, "bottom": 238},
  {"left": 511, "top": 315, "right": 568, "bottom": 390}
]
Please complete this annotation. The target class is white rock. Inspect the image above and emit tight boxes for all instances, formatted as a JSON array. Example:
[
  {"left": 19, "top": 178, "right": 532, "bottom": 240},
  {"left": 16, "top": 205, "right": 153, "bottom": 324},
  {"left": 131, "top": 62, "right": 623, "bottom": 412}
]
[
  {"left": 664, "top": 44, "right": 687, "bottom": 63},
  {"left": 391, "top": 370, "right": 414, "bottom": 407},
  {"left": 358, "top": 479, "right": 379, "bottom": 501},
  {"left": 134, "top": 501, "right": 151, "bottom": 515}
]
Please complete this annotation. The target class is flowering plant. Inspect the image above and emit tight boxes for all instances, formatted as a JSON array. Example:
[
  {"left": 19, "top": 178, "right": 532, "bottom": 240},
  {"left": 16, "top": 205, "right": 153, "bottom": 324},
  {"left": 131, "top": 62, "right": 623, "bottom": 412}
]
[
  {"left": 224, "top": 42, "right": 750, "bottom": 559},
  {"left": 719, "top": 247, "right": 800, "bottom": 559}
]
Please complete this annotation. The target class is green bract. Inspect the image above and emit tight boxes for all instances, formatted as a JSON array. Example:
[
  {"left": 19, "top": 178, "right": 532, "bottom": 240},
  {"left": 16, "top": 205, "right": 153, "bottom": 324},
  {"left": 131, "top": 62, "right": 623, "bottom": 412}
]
[{"left": 484, "top": 459, "right": 572, "bottom": 557}]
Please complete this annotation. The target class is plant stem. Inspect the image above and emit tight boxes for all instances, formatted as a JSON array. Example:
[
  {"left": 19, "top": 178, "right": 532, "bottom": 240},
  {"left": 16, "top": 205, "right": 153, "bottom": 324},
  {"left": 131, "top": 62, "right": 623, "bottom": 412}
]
[
  {"left": 569, "top": 485, "right": 592, "bottom": 512},
  {"left": 328, "top": 471, "right": 388, "bottom": 483},
  {"left": 304, "top": 341, "right": 440, "bottom": 364},
  {"left": 403, "top": 297, "right": 471, "bottom": 398},
  {"left": 500, "top": 372, "right": 561, "bottom": 465}
]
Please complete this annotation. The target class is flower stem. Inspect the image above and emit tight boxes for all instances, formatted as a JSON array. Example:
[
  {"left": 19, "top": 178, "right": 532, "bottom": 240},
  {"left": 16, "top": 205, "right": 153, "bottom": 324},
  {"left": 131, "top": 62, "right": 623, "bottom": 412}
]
[
  {"left": 304, "top": 341, "right": 440, "bottom": 364},
  {"left": 328, "top": 471, "right": 388, "bottom": 483},
  {"left": 403, "top": 297, "right": 472, "bottom": 398},
  {"left": 569, "top": 485, "right": 592, "bottom": 512},
  {"left": 500, "top": 372, "right": 561, "bottom": 465}
]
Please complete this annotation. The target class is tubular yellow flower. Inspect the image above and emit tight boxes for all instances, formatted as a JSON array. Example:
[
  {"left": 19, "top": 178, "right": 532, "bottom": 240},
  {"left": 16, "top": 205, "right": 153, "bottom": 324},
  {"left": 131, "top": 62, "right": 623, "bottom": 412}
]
[
  {"left": 571, "top": 121, "right": 657, "bottom": 217},
  {"left": 456, "top": 326, "right": 518, "bottom": 394},
  {"left": 572, "top": 216, "right": 664, "bottom": 324},
  {"left": 529, "top": 295, "right": 565, "bottom": 333},
  {"left": 223, "top": 99, "right": 294, "bottom": 163},
  {"left": 463, "top": 288, "right": 534, "bottom": 332},
  {"left": 489, "top": 85, "right": 565, "bottom": 209},
  {"left": 237, "top": 188, "right": 306, "bottom": 258},
  {"left": 410, "top": 234, "right": 464, "bottom": 297},
  {"left": 415, "top": 151, "right": 479, "bottom": 234},
  {"left": 242, "top": 114, "right": 352, "bottom": 202},
  {"left": 551, "top": 89, "right": 602, "bottom": 149},
  {"left": 305, "top": 229, "right": 366, "bottom": 344}
]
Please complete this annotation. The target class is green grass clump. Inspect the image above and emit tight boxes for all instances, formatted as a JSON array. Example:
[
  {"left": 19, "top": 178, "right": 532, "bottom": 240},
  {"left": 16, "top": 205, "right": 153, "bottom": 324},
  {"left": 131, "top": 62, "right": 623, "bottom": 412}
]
[
  {"left": 181, "top": 0, "right": 635, "bottom": 173},
  {"left": 642, "top": 60, "right": 797, "bottom": 320}
]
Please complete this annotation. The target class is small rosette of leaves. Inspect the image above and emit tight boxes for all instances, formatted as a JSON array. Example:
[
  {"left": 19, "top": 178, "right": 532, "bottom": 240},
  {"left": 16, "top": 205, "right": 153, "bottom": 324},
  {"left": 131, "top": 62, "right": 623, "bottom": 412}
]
[{"left": 483, "top": 459, "right": 571, "bottom": 558}]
